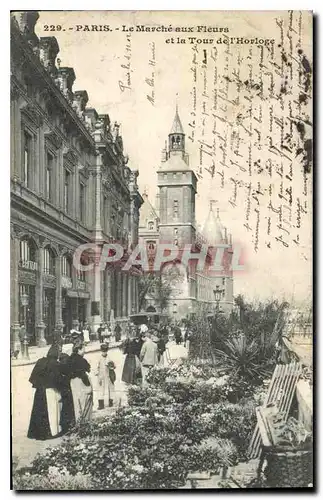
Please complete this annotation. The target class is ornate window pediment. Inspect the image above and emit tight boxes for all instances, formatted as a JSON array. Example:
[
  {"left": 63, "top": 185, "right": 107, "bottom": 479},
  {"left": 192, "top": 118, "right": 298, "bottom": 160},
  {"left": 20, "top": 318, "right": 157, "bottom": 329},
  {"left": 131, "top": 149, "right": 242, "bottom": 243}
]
[
  {"left": 45, "top": 130, "right": 63, "bottom": 150},
  {"left": 63, "top": 147, "right": 78, "bottom": 166},
  {"left": 21, "top": 104, "right": 43, "bottom": 128}
]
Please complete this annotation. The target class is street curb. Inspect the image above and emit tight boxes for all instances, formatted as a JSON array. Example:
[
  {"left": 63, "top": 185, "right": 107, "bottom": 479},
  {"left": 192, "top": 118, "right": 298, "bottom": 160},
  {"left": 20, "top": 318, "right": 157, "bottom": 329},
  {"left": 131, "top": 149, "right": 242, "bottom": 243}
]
[{"left": 11, "top": 342, "right": 124, "bottom": 368}]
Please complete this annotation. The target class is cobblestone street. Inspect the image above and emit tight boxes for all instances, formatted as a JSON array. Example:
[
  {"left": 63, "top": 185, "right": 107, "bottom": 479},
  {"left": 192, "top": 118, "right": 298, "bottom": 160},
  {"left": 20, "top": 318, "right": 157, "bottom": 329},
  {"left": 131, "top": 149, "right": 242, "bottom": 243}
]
[{"left": 12, "top": 342, "right": 187, "bottom": 469}]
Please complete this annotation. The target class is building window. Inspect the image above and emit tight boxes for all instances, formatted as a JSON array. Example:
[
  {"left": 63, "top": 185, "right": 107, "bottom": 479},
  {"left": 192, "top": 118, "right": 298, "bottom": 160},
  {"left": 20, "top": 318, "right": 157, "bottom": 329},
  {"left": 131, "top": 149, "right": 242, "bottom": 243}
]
[
  {"left": 77, "top": 268, "right": 86, "bottom": 281},
  {"left": 79, "top": 182, "right": 85, "bottom": 223},
  {"left": 43, "top": 247, "right": 55, "bottom": 275},
  {"left": 23, "top": 131, "right": 32, "bottom": 187},
  {"left": 173, "top": 200, "right": 179, "bottom": 217},
  {"left": 64, "top": 170, "right": 70, "bottom": 213},
  {"left": 148, "top": 221, "right": 154, "bottom": 230},
  {"left": 62, "top": 255, "right": 72, "bottom": 277},
  {"left": 174, "top": 228, "right": 178, "bottom": 236},
  {"left": 46, "top": 152, "right": 53, "bottom": 202},
  {"left": 222, "top": 277, "right": 226, "bottom": 286},
  {"left": 19, "top": 238, "right": 37, "bottom": 270}
]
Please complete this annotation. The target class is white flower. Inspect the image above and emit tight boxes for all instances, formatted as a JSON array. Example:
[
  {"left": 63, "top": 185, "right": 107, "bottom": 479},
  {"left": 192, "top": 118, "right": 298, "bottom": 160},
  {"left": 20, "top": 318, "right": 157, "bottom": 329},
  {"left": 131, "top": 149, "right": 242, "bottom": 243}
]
[{"left": 132, "top": 464, "right": 144, "bottom": 473}]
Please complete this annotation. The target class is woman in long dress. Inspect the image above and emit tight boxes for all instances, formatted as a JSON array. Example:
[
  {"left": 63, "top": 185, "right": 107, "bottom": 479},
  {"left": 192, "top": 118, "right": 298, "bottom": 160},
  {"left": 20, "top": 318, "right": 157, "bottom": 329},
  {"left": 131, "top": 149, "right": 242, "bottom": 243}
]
[
  {"left": 58, "top": 351, "right": 75, "bottom": 433},
  {"left": 121, "top": 334, "right": 143, "bottom": 385},
  {"left": 27, "top": 345, "right": 63, "bottom": 440},
  {"left": 69, "top": 341, "right": 93, "bottom": 423}
]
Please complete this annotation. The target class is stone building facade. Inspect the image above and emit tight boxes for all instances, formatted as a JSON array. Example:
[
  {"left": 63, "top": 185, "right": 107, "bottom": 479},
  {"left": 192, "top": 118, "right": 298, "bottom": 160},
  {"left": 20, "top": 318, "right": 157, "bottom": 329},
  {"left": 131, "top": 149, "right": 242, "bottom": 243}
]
[
  {"left": 139, "top": 108, "right": 234, "bottom": 319},
  {"left": 10, "top": 12, "right": 142, "bottom": 348}
]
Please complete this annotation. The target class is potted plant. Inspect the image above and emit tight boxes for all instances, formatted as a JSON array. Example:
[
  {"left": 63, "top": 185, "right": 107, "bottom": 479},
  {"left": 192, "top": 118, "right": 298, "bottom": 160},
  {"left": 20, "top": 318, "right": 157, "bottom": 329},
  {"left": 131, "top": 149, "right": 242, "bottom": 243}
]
[{"left": 263, "top": 415, "right": 313, "bottom": 487}]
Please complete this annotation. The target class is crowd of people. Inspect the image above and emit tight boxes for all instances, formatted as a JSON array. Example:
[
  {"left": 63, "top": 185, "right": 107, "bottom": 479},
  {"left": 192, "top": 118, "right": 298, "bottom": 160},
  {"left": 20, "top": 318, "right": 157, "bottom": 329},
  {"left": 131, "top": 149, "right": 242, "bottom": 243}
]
[{"left": 27, "top": 320, "right": 191, "bottom": 441}]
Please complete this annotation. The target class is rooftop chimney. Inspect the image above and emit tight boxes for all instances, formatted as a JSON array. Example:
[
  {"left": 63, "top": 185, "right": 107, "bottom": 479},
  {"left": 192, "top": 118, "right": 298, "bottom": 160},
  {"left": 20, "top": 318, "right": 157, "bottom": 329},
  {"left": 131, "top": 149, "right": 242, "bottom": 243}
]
[
  {"left": 39, "top": 37, "right": 59, "bottom": 76},
  {"left": 72, "top": 90, "right": 89, "bottom": 118},
  {"left": 12, "top": 11, "right": 39, "bottom": 49},
  {"left": 56, "top": 67, "right": 76, "bottom": 103}
]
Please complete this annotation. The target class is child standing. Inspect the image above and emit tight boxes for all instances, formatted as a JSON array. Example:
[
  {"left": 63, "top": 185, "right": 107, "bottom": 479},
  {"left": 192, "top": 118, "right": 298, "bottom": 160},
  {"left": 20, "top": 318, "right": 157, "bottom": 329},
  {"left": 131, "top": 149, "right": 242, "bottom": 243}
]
[{"left": 96, "top": 343, "right": 116, "bottom": 410}]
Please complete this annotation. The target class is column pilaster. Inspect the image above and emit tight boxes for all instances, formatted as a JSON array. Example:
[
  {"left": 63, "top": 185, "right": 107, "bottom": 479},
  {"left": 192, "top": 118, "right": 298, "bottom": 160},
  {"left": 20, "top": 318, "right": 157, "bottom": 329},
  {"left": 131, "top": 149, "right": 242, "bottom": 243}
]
[
  {"left": 54, "top": 254, "right": 64, "bottom": 339},
  {"left": 10, "top": 234, "right": 20, "bottom": 351},
  {"left": 36, "top": 246, "right": 46, "bottom": 347},
  {"left": 122, "top": 273, "right": 127, "bottom": 318}
]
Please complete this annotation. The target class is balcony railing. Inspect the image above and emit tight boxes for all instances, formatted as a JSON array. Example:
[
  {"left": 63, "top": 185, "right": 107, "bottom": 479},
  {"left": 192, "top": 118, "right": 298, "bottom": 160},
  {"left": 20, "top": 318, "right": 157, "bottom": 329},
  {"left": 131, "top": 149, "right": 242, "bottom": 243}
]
[
  {"left": 19, "top": 260, "right": 38, "bottom": 271},
  {"left": 76, "top": 280, "right": 86, "bottom": 290},
  {"left": 61, "top": 276, "right": 72, "bottom": 289}
]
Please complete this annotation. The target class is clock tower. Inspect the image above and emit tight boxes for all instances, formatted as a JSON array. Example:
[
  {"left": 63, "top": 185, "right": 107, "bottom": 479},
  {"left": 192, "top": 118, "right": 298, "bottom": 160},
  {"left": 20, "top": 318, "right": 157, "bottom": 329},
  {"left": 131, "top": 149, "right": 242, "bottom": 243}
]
[{"left": 157, "top": 107, "right": 197, "bottom": 247}]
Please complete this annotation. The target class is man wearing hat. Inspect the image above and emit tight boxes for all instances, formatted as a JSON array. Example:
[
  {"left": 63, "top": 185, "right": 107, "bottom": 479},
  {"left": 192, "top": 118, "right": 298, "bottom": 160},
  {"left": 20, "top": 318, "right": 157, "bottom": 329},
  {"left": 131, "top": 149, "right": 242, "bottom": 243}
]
[{"left": 95, "top": 343, "right": 116, "bottom": 410}]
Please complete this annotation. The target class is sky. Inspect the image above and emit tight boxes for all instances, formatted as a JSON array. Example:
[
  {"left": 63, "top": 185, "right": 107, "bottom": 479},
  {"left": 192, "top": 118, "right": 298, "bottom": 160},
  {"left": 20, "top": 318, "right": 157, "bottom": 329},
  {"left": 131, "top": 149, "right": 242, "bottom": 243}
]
[{"left": 34, "top": 10, "right": 313, "bottom": 305}]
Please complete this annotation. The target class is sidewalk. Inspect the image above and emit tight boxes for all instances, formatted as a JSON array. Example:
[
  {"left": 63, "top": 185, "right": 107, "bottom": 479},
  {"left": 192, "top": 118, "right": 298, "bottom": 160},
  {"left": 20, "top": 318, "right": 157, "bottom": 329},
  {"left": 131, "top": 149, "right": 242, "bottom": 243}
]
[{"left": 11, "top": 338, "right": 125, "bottom": 368}]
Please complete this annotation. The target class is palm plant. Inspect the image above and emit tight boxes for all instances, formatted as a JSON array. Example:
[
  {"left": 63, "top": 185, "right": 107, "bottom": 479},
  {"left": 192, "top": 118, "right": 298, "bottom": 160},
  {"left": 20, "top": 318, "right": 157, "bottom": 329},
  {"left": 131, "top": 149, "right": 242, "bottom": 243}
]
[{"left": 212, "top": 332, "right": 274, "bottom": 383}]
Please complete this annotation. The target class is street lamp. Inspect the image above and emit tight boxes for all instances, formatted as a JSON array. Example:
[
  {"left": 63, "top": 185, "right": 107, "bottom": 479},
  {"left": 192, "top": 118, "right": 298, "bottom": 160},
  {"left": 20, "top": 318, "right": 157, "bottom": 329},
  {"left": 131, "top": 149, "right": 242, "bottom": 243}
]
[
  {"left": 173, "top": 303, "right": 178, "bottom": 322},
  {"left": 213, "top": 286, "right": 223, "bottom": 312},
  {"left": 20, "top": 292, "right": 30, "bottom": 359}
]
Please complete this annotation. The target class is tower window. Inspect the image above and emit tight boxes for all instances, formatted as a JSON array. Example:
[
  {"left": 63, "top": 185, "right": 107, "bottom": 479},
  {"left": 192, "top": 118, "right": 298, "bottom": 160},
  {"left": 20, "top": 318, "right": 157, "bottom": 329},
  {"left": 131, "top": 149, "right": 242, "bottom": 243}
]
[
  {"left": 174, "top": 228, "right": 178, "bottom": 236},
  {"left": 176, "top": 135, "right": 180, "bottom": 144},
  {"left": 148, "top": 221, "right": 154, "bottom": 230},
  {"left": 173, "top": 200, "right": 179, "bottom": 217},
  {"left": 147, "top": 241, "right": 155, "bottom": 252}
]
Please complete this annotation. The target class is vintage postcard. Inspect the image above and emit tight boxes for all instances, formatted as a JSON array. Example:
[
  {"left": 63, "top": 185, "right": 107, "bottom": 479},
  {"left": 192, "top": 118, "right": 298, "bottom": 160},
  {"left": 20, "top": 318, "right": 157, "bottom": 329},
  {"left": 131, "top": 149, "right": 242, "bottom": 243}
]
[{"left": 11, "top": 10, "right": 313, "bottom": 490}]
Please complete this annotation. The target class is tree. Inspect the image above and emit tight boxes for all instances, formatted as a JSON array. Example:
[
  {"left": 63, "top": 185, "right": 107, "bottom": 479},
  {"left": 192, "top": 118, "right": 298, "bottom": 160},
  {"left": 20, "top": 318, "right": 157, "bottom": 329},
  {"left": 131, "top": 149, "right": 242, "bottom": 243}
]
[{"left": 138, "top": 265, "right": 184, "bottom": 312}]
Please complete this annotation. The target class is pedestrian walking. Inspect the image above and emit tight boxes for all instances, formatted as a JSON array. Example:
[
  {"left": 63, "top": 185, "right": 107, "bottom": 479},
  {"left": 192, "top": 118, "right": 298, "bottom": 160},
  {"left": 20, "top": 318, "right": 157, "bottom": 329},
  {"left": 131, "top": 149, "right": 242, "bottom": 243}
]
[
  {"left": 121, "top": 333, "right": 143, "bottom": 385},
  {"left": 69, "top": 340, "right": 93, "bottom": 423},
  {"left": 184, "top": 328, "right": 191, "bottom": 349},
  {"left": 156, "top": 332, "right": 167, "bottom": 366},
  {"left": 115, "top": 322, "right": 122, "bottom": 342},
  {"left": 139, "top": 331, "right": 159, "bottom": 384},
  {"left": 97, "top": 323, "right": 104, "bottom": 343},
  {"left": 27, "top": 345, "right": 63, "bottom": 440},
  {"left": 82, "top": 323, "right": 90, "bottom": 345},
  {"left": 103, "top": 323, "right": 112, "bottom": 343},
  {"left": 174, "top": 327, "right": 182, "bottom": 345},
  {"left": 96, "top": 343, "right": 116, "bottom": 409}
]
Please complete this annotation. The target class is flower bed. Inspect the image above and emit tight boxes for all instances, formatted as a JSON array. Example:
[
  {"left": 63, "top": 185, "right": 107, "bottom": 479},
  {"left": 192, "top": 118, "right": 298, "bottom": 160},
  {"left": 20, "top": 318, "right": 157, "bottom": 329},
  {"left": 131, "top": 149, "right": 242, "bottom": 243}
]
[{"left": 15, "top": 359, "right": 260, "bottom": 490}]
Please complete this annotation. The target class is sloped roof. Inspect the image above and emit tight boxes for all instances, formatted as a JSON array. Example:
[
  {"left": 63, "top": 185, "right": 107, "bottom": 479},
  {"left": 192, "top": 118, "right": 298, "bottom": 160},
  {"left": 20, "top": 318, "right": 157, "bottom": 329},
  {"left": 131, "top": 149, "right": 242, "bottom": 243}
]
[
  {"left": 170, "top": 108, "right": 184, "bottom": 135},
  {"left": 139, "top": 194, "right": 159, "bottom": 228},
  {"left": 160, "top": 154, "right": 190, "bottom": 171},
  {"left": 202, "top": 207, "right": 224, "bottom": 245}
]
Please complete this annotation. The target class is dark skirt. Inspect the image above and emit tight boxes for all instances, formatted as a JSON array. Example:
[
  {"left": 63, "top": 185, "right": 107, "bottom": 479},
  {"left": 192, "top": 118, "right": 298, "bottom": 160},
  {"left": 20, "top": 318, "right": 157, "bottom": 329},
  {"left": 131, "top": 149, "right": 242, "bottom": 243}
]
[
  {"left": 121, "top": 354, "right": 142, "bottom": 384},
  {"left": 60, "top": 386, "right": 75, "bottom": 433},
  {"left": 27, "top": 388, "right": 61, "bottom": 441}
]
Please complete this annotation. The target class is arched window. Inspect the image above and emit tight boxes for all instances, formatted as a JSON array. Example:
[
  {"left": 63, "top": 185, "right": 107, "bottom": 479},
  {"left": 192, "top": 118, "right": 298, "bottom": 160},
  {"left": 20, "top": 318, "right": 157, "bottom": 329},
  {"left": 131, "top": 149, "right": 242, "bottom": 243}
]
[
  {"left": 148, "top": 221, "right": 154, "bottom": 230},
  {"left": 43, "top": 246, "right": 56, "bottom": 275},
  {"left": 62, "top": 255, "right": 72, "bottom": 278},
  {"left": 19, "top": 237, "right": 37, "bottom": 270}
]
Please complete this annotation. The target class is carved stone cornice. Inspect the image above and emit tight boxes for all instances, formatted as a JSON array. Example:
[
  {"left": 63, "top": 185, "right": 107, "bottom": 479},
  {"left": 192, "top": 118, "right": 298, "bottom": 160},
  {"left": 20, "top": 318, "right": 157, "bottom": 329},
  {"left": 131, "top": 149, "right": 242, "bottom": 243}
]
[
  {"left": 21, "top": 104, "right": 43, "bottom": 128},
  {"left": 10, "top": 79, "right": 21, "bottom": 101},
  {"left": 18, "top": 269, "right": 37, "bottom": 284},
  {"left": 43, "top": 274, "right": 57, "bottom": 288}
]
